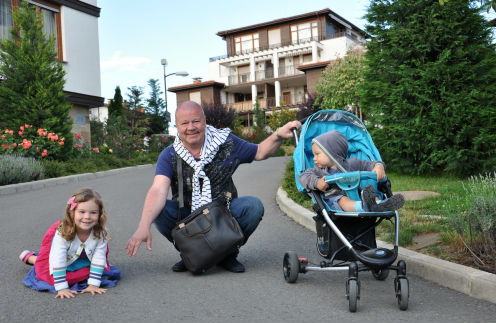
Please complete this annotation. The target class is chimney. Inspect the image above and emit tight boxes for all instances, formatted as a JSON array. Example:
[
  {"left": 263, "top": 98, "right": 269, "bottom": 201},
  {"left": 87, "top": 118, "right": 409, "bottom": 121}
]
[{"left": 192, "top": 77, "right": 202, "bottom": 84}]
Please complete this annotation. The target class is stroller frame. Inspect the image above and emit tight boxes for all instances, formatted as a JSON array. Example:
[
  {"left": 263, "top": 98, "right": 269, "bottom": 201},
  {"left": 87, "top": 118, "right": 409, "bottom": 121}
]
[{"left": 282, "top": 110, "right": 409, "bottom": 312}]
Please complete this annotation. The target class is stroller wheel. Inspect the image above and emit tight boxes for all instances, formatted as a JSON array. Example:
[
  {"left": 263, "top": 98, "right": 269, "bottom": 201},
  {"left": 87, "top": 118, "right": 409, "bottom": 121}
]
[
  {"left": 372, "top": 268, "right": 390, "bottom": 281},
  {"left": 347, "top": 279, "right": 359, "bottom": 312},
  {"left": 283, "top": 251, "right": 300, "bottom": 283},
  {"left": 395, "top": 277, "right": 409, "bottom": 310}
]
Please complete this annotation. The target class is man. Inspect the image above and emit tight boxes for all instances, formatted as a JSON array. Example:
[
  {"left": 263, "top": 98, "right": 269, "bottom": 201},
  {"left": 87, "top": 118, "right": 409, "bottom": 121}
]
[{"left": 126, "top": 101, "right": 301, "bottom": 273}]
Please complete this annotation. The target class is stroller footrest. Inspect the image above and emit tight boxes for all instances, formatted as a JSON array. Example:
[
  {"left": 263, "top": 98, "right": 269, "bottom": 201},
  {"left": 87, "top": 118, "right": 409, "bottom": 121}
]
[{"left": 352, "top": 248, "right": 397, "bottom": 268}]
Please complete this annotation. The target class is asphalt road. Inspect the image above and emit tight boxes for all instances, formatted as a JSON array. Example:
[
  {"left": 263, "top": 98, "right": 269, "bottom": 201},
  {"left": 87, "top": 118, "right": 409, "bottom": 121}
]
[{"left": 2, "top": 156, "right": 496, "bottom": 322}]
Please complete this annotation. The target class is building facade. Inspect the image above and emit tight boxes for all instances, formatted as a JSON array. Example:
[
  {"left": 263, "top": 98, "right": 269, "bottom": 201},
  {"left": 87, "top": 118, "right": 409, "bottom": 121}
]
[
  {"left": 0, "top": 0, "right": 103, "bottom": 141},
  {"left": 169, "top": 8, "right": 366, "bottom": 124}
]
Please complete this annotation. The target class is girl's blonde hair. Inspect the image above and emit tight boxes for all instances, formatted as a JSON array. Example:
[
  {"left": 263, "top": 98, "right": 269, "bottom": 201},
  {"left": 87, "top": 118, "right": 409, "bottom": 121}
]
[{"left": 57, "top": 188, "right": 108, "bottom": 241}]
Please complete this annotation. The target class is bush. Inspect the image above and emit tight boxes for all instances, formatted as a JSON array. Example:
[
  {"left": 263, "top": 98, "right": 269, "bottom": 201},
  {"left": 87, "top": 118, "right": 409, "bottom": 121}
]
[
  {"left": 0, "top": 124, "right": 65, "bottom": 159},
  {"left": 446, "top": 172, "right": 496, "bottom": 272},
  {"left": 0, "top": 154, "right": 44, "bottom": 185},
  {"left": 148, "top": 134, "right": 174, "bottom": 153},
  {"left": 202, "top": 102, "right": 237, "bottom": 129}
]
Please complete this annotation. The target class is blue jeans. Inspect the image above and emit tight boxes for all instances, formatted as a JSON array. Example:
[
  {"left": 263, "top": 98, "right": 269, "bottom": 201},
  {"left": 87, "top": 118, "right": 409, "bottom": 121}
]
[{"left": 153, "top": 196, "right": 264, "bottom": 247}]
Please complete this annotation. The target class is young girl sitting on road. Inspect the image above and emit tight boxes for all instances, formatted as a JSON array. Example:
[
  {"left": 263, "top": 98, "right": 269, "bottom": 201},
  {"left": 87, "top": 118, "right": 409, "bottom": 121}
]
[{"left": 19, "top": 188, "right": 120, "bottom": 299}]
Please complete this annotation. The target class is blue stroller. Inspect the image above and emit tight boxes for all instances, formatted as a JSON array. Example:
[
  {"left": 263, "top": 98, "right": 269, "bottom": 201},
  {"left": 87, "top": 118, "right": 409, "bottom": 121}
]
[{"left": 282, "top": 109, "right": 409, "bottom": 312}]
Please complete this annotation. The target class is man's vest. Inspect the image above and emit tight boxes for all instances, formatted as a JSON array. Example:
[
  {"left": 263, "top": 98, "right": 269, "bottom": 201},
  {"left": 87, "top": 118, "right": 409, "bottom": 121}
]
[{"left": 170, "top": 136, "right": 240, "bottom": 209}]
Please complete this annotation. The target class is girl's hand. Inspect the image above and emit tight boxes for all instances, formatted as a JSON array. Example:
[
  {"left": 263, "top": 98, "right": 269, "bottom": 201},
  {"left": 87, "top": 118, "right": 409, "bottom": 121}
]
[
  {"left": 372, "top": 163, "right": 386, "bottom": 181},
  {"left": 316, "top": 177, "right": 329, "bottom": 192},
  {"left": 55, "top": 288, "right": 78, "bottom": 299},
  {"left": 80, "top": 285, "right": 107, "bottom": 296}
]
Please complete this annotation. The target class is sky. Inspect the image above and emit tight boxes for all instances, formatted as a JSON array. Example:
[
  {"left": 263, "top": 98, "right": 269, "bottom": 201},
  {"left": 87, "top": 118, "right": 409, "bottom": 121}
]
[
  {"left": 97, "top": 0, "right": 371, "bottom": 131},
  {"left": 97, "top": 0, "right": 496, "bottom": 133}
]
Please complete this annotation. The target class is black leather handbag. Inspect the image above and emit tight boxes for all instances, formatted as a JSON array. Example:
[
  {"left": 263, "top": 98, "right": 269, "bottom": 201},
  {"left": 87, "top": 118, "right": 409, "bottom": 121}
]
[{"left": 171, "top": 158, "right": 245, "bottom": 274}]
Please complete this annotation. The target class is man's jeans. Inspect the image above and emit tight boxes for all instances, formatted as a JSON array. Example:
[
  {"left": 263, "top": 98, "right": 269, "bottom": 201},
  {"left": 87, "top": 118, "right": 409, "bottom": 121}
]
[{"left": 153, "top": 196, "right": 264, "bottom": 246}]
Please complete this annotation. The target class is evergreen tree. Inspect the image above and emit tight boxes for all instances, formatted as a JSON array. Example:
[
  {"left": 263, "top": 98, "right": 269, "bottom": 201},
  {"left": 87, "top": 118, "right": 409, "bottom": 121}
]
[
  {"left": 107, "top": 86, "right": 124, "bottom": 118},
  {"left": 0, "top": 1, "right": 72, "bottom": 145},
  {"left": 362, "top": 0, "right": 496, "bottom": 176},
  {"left": 145, "top": 79, "right": 166, "bottom": 135},
  {"left": 125, "top": 86, "right": 148, "bottom": 138}
]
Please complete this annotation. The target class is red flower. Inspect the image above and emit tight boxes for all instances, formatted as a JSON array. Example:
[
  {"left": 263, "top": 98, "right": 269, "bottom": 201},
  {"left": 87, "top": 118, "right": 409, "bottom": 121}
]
[
  {"left": 18, "top": 131, "right": 23, "bottom": 136},
  {"left": 92, "top": 147, "right": 100, "bottom": 153},
  {"left": 41, "top": 149, "right": 48, "bottom": 157},
  {"left": 59, "top": 141, "right": 64, "bottom": 146}
]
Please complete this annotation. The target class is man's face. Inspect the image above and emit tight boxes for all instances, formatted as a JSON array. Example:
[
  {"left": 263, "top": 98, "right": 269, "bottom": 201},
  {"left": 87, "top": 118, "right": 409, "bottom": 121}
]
[{"left": 175, "top": 104, "right": 206, "bottom": 148}]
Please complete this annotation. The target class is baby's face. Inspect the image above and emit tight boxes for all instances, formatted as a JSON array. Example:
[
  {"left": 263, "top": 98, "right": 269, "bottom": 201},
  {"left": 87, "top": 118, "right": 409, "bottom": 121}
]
[{"left": 312, "top": 144, "right": 334, "bottom": 169}]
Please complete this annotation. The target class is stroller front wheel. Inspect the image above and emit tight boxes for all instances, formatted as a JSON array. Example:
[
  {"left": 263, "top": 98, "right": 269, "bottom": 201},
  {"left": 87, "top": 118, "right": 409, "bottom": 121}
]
[{"left": 283, "top": 251, "right": 300, "bottom": 283}]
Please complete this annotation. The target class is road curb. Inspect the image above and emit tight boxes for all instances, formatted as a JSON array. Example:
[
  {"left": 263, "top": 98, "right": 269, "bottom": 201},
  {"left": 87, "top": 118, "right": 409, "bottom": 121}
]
[
  {"left": 276, "top": 186, "right": 496, "bottom": 304},
  {"left": 0, "top": 164, "right": 155, "bottom": 196}
]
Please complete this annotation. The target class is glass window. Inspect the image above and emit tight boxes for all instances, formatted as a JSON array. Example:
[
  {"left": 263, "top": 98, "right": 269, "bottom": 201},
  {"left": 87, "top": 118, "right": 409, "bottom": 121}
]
[
  {"left": 291, "top": 20, "right": 319, "bottom": 44},
  {"left": 0, "top": 0, "right": 13, "bottom": 40},
  {"left": 234, "top": 33, "right": 259, "bottom": 54},
  {"left": 0, "top": 1, "right": 62, "bottom": 59}
]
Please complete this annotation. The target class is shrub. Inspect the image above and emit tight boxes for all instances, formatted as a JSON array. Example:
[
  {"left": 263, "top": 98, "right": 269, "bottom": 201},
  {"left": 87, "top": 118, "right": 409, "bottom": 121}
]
[
  {"left": 148, "top": 134, "right": 174, "bottom": 153},
  {"left": 0, "top": 154, "right": 44, "bottom": 185},
  {"left": 446, "top": 172, "right": 496, "bottom": 272},
  {"left": 202, "top": 102, "right": 237, "bottom": 129},
  {"left": 0, "top": 124, "right": 65, "bottom": 159}
]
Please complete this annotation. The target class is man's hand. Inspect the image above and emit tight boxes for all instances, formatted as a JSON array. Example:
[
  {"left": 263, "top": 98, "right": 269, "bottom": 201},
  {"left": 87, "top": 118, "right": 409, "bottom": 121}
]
[
  {"left": 55, "top": 288, "right": 78, "bottom": 299},
  {"left": 316, "top": 176, "right": 329, "bottom": 192},
  {"left": 372, "top": 163, "right": 386, "bottom": 181},
  {"left": 276, "top": 120, "right": 302, "bottom": 140},
  {"left": 125, "top": 227, "right": 152, "bottom": 256},
  {"left": 80, "top": 285, "right": 107, "bottom": 296}
]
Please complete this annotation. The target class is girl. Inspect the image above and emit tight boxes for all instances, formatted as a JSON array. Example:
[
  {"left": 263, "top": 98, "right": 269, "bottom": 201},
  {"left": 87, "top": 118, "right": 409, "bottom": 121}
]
[{"left": 19, "top": 188, "right": 120, "bottom": 299}]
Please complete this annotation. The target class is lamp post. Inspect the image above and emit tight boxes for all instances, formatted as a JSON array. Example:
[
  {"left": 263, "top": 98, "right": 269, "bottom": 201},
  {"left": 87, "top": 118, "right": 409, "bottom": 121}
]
[{"left": 161, "top": 58, "right": 188, "bottom": 127}]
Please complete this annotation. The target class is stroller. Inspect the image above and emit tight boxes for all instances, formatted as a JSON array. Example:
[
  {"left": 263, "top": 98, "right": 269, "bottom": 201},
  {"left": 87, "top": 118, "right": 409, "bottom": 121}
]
[{"left": 282, "top": 109, "right": 409, "bottom": 312}]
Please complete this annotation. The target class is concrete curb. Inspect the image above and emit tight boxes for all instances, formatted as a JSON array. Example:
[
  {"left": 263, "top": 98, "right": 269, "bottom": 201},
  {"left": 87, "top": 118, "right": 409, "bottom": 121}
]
[
  {"left": 0, "top": 164, "right": 155, "bottom": 196},
  {"left": 276, "top": 186, "right": 496, "bottom": 304}
]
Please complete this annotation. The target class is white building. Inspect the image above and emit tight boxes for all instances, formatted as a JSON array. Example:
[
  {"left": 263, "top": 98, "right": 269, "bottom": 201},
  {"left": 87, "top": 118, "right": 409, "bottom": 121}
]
[{"left": 0, "top": 0, "right": 103, "bottom": 142}]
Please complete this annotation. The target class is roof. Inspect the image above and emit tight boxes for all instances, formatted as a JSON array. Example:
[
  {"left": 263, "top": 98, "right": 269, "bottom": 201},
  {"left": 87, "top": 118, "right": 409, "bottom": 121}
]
[
  {"left": 216, "top": 8, "right": 365, "bottom": 37},
  {"left": 297, "top": 60, "right": 333, "bottom": 71},
  {"left": 167, "top": 80, "right": 225, "bottom": 92}
]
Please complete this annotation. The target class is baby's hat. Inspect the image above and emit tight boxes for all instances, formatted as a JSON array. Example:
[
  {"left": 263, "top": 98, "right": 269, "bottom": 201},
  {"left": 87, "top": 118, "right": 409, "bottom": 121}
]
[{"left": 312, "top": 130, "right": 348, "bottom": 167}]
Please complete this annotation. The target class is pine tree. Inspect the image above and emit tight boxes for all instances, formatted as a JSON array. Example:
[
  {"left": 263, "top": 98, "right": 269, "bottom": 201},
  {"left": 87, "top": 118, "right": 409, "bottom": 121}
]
[
  {"left": 362, "top": 0, "right": 496, "bottom": 176},
  {"left": 107, "top": 86, "right": 124, "bottom": 118},
  {"left": 0, "top": 1, "right": 72, "bottom": 146},
  {"left": 145, "top": 79, "right": 166, "bottom": 135}
]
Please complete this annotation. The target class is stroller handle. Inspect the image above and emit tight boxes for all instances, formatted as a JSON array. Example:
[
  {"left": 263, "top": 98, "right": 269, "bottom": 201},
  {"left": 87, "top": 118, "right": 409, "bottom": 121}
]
[{"left": 292, "top": 128, "right": 299, "bottom": 146}]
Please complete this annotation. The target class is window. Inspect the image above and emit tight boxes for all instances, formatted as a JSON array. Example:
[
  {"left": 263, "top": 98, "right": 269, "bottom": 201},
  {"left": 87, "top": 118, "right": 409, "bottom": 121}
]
[
  {"left": 234, "top": 32, "right": 259, "bottom": 55},
  {"left": 291, "top": 20, "right": 318, "bottom": 44},
  {"left": 0, "top": 0, "right": 63, "bottom": 59}
]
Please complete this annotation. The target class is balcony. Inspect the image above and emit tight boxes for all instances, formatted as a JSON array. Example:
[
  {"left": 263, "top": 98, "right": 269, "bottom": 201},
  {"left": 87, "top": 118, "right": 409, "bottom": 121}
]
[
  {"left": 209, "top": 32, "right": 356, "bottom": 61},
  {"left": 228, "top": 73, "right": 251, "bottom": 85},
  {"left": 278, "top": 65, "right": 305, "bottom": 77},
  {"left": 225, "top": 97, "right": 276, "bottom": 113}
]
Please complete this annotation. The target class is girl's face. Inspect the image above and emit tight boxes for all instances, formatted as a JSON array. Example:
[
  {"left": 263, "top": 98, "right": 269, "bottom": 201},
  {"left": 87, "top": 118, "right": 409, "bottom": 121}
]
[
  {"left": 312, "top": 143, "right": 333, "bottom": 169},
  {"left": 73, "top": 199, "right": 100, "bottom": 234}
]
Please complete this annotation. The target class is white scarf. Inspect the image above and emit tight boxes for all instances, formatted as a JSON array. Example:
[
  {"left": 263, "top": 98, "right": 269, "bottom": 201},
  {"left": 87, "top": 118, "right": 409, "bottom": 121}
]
[{"left": 173, "top": 125, "right": 231, "bottom": 211}]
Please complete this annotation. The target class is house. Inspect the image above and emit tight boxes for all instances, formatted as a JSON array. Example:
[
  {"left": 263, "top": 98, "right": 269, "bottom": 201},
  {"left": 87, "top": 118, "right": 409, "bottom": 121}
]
[
  {"left": 168, "top": 8, "right": 366, "bottom": 125},
  {"left": 0, "top": 0, "right": 103, "bottom": 142}
]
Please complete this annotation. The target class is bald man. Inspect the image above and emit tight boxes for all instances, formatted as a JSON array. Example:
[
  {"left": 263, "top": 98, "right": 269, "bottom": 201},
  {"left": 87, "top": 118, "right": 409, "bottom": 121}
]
[{"left": 126, "top": 101, "right": 301, "bottom": 273}]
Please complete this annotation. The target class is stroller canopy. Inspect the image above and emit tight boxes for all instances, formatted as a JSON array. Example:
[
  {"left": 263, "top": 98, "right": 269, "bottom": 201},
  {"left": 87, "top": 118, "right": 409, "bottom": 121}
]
[{"left": 294, "top": 109, "right": 383, "bottom": 192}]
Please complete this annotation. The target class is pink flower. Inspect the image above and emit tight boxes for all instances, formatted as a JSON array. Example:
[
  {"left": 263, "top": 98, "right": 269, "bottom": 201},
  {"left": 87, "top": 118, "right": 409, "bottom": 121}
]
[
  {"left": 41, "top": 149, "right": 48, "bottom": 157},
  {"left": 74, "top": 133, "right": 82, "bottom": 140},
  {"left": 92, "top": 147, "right": 100, "bottom": 153}
]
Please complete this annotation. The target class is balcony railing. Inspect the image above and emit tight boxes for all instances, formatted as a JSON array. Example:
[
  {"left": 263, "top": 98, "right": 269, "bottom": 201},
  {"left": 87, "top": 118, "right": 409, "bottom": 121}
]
[
  {"left": 209, "top": 31, "right": 357, "bottom": 61},
  {"left": 278, "top": 65, "right": 305, "bottom": 77},
  {"left": 228, "top": 72, "right": 251, "bottom": 85}
]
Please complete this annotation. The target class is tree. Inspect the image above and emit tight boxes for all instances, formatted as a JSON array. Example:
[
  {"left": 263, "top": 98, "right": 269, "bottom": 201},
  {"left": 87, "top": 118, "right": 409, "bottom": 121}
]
[
  {"left": 145, "top": 79, "right": 166, "bottom": 135},
  {"left": 125, "top": 86, "right": 148, "bottom": 138},
  {"left": 202, "top": 102, "right": 236, "bottom": 129},
  {"left": 362, "top": 0, "right": 496, "bottom": 176},
  {"left": 315, "top": 48, "right": 366, "bottom": 119},
  {"left": 440, "top": 0, "right": 496, "bottom": 13},
  {"left": 107, "top": 86, "right": 124, "bottom": 118},
  {"left": 0, "top": 1, "right": 72, "bottom": 150}
]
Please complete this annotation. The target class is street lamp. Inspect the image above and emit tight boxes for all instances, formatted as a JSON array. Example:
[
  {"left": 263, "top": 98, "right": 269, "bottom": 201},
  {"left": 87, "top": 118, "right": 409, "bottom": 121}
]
[{"left": 161, "top": 58, "right": 188, "bottom": 126}]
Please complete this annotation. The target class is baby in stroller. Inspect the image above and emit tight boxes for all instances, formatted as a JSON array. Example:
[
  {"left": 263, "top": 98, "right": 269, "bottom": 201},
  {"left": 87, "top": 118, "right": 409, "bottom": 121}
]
[{"left": 298, "top": 130, "right": 404, "bottom": 213}]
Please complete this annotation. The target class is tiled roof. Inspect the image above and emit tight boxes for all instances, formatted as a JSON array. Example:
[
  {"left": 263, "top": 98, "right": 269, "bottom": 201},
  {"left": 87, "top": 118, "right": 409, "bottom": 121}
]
[
  {"left": 297, "top": 60, "right": 333, "bottom": 70},
  {"left": 168, "top": 80, "right": 225, "bottom": 92}
]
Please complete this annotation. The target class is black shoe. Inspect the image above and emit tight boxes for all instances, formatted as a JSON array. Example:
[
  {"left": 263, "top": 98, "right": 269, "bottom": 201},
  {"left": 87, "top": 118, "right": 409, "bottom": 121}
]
[
  {"left": 363, "top": 184, "right": 405, "bottom": 212},
  {"left": 172, "top": 260, "right": 187, "bottom": 272},
  {"left": 218, "top": 254, "right": 245, "bottom": 273},
  {"left": 362, "top": 184, "right": 377, "bottom": 211}
]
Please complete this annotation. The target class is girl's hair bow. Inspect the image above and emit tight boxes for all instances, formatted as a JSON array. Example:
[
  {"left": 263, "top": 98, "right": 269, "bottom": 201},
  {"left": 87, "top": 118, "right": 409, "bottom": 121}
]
[{"left": 67, "top": 196, "right": 77, "bottom": 211}]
